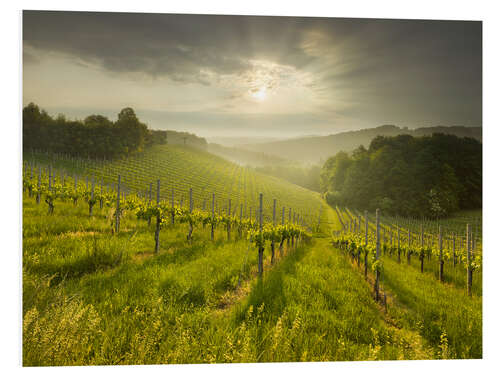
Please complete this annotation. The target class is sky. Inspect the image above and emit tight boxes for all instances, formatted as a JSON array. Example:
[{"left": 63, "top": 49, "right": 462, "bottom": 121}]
[{"left": 23, "top": 11, "right": 482, "bottom": 138}]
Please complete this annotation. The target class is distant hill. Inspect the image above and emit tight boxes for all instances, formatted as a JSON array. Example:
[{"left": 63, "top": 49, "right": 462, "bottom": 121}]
[
  {"left": 166, "top": 130, "right": 207, "bottom": 149},
  {"left": 207, "top": 143, "right": 290, "bottom": 167},
  {"left": 206, "top": 136, "right": 284, "bottom": 147},
  {"left": 240, "top": 125, "right": 482, "bottom": 163}
]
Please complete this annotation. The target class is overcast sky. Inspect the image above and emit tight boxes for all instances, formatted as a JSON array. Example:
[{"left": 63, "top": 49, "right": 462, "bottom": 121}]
[{"left": 23, "top": 11, "right": 482, "bottom": 138}]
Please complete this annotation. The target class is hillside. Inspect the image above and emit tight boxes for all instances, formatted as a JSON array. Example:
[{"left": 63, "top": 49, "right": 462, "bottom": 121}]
[
  {"left": 241, "top": 125, "right": 482, "bottom": 163},
  {"left": 24, "top": 144, "right": 323, "bottom": 225},
  {"left": 207, "top": 143, "right": 290, "bottom": 167},
  {"left": 320, "top": 133, "right": 482, "bottom": 218},
  {"left": 164, "top": 130, "right": 208, "bottom": 149}
]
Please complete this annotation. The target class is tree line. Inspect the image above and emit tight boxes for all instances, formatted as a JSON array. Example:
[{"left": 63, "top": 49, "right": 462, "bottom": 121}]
[
  {"left": 23, "top": 103, "right": 167, "bottom": 159},
  {"left": 320, "top": 133, "right": 482, "bottom": 218}
]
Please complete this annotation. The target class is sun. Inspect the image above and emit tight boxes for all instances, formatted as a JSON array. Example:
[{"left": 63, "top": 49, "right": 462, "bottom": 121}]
[{"left": 251, "top": 87, "right": 267, "bottom": 101}]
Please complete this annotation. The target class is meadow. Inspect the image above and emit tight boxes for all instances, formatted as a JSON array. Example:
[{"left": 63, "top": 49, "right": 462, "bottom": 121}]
[{"left": 22, "top": 145, "right": 482, "bottom": 365}]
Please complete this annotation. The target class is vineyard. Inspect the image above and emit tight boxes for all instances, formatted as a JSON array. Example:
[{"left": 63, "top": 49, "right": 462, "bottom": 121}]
[
  {"left": 24, "top": 145, "right": 323, "bottom": 225},
  {"left": 21, "top": 145, "right": 482, "bottom": 365},
  {"left": 333, "top": 206, "right": 482, "bottom": 294},
  {"left": 331, "top": 206, "right": 482, "bottom": 358}
]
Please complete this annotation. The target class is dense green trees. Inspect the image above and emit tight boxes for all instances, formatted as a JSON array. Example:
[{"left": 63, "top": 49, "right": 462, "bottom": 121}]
[
  {"left": 23, "top": 103, "right": 166, "bottom": 159},
  {"left": 320, "top": 134, "right": 481, "bottom": 218}
]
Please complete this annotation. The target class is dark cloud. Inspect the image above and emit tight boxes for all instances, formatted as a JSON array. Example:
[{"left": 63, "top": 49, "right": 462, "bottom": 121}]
[
  {"left": 23, "top": 11, "right": 482, "bottom": 130},
  {"left": 23, "top": 11, "right": 315, "bottom": 78}
]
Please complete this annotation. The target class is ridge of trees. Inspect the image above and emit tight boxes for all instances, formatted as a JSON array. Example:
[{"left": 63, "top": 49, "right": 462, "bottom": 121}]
[
  {"left": 320, "top": 133, "right": 482, "bottom": 218},
  {"left": 23, "top": 103, "right": 167, "bottom": 159}
]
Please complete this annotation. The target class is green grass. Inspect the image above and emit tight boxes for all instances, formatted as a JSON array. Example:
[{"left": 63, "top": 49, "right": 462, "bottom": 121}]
[
  {"left": 23, "top": 196, "right": 261, "bottom": 365},
  {"left": 23, "top": 182, "right": 482, "bottom": 365},
  {"left": 336, "top": 206, "right": 482, "bottom": 295},
  {"left": 23, "top": 194, "right": 437, "bottom": 365},
  {"left": 381, "top": 256, "right": 482, "bottom": 358},
  {"left": 332, "top": 206, "right": 482, "bottom": 358}
]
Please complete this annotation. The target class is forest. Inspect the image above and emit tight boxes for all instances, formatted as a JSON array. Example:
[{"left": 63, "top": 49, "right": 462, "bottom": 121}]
[
  {"left": 320, "top": 133, "right": 482, "bottom": 218},
  {"left": 23, "top": 103, "right": 167, "bottom": 159}
]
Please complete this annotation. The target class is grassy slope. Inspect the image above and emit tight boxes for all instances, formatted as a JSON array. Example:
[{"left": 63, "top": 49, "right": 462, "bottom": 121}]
[
  {"left": 23, "top": 193, "right": 437, "bottom": 365},
  {"left": 340, "top": 207, "right": 483, "bottom": 296},
  {"left": 24, "top": 145, "right": 322, "bottom": 224},
  {"left": 334, "top": 207, "right": 482, "bottom": 358}
]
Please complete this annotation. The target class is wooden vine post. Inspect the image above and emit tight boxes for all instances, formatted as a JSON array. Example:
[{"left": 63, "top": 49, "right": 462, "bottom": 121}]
[
  {"left": 258, "top": 193, "right": 264, "bottom": 277},
  {"left": 115, "top": 175, "right": 121, "bottom": 234},
  {"left": 389, "top": 224, "right": 392, "bottom": 250},
  {"left": 89, "top": 177, "right": 95, "bottom": 217},
  {"left": 438, "top": 225, "right": 444, "bottom": 282},
  {"left": 72, "top": 175, "right": 79, "bottom": 205},
  {"left": 397, "top": 224, "right": 401, "bottom": 264},
  {"left": 28, "top": 164, "right": 33, "bottom": 197},
  {"left": 375, "top": 208, "right": 381, "bottom": 301},
  {"left": 356, "top": 217, "right": 361, "bottom": 265},
  {"left": 154, "top": 180, "right": 161, "bottom": 253},
  {"left": 407, "top": 229, "right": 411, "bottom": 265},
  {"left": 100, "top": 178, "right": 104, "bottom": 209},
  {"left": 271, "top": 199, "right": 277, "bottom": 264},
  {"left": 45, "top": 166, "right": 54, "bottom": 214},
  {"left": 239, "top": 203, "right": 243, "bottom": 238},
  {"left": 148, "top": 182, "right": 152, "bottom": 225},
  {"left": 187, "top": 188, "right": 194, "bottom": 242},
  {"left": 467, "top": 224, "right": 472, "bottom": 296},
  {"left": 364, "top": 210, "right": 369, "bottom": 279},
  {"left": 36, "top": 167, "right": 41, "bottom": 204},
  {"left": 420, "top": 223, "right": 424, "bottom": 272},
  {"left": 287, "top": 208, "right": 291, "bottom": 248},
  {"left": 382, "top": 226, "right": 385, "bottom": 255},
  {"left": 280, "top": 206, "right": 285, "bottom": 257},
  {"left": 452, "top": 233, "right": 456, "bottom": 267},
  {"left": 211, "top": 193, "right": 215, "bottom": 241}
]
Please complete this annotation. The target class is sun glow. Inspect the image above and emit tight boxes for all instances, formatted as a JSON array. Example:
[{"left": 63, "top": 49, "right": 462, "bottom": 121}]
[{"left": 251, "top": 87, "right": 267, "bottom": 101}]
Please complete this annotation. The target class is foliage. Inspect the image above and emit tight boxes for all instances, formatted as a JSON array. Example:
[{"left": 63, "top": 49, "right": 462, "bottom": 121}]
[
  {"left": 320, "top": 134, "right": 481, "bottom": 218},
  {"left": 23, "top": 103, "right": 166, "bottom": 159}
]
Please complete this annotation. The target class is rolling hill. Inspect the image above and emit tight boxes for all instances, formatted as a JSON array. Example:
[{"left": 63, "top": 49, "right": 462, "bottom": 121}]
[
  {"left": 24, "top": 144, "right": 323, "bottom": 225},
  {"left": 240, "top": 125, "right": 482, "bottom": 163}
]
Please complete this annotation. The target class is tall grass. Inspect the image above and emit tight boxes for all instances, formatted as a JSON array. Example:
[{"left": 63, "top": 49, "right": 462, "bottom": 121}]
[
  {"left": 23, "top": 195, "right": 478, "bottom": 365},
  {"left": 380, "top": 257, "right": 482, "bottom": 358}
]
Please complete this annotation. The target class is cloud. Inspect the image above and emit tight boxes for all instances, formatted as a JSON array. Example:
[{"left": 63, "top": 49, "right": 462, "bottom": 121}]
[
  {"left": 23, "top": 11, "right": 316, "bottom": 83},
  {"left": 23, "top": 11, "right": 482, "bottom": 133}
]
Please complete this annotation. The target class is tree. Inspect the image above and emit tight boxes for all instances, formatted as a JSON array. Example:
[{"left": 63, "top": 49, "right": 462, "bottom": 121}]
[
  {"left": 320, "top": 133, "right": 481, "bottom": 218},
  {"left": 115, "top": 107, "right": 148, "bottom": 154}
]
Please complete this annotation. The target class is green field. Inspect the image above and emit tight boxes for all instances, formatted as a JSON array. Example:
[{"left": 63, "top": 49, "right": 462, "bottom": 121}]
[
  {"left": 23, "top": 193, "right": 433, "bottom": 365},
  {"left": 22, "top": 146, "right": 482, "bottom": 365},
  {"left": 24, "top": 145, "right": 323, "bottom": 226},
  {"left": 332, "top": 207, "right": 482, "bottom": 358}
]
